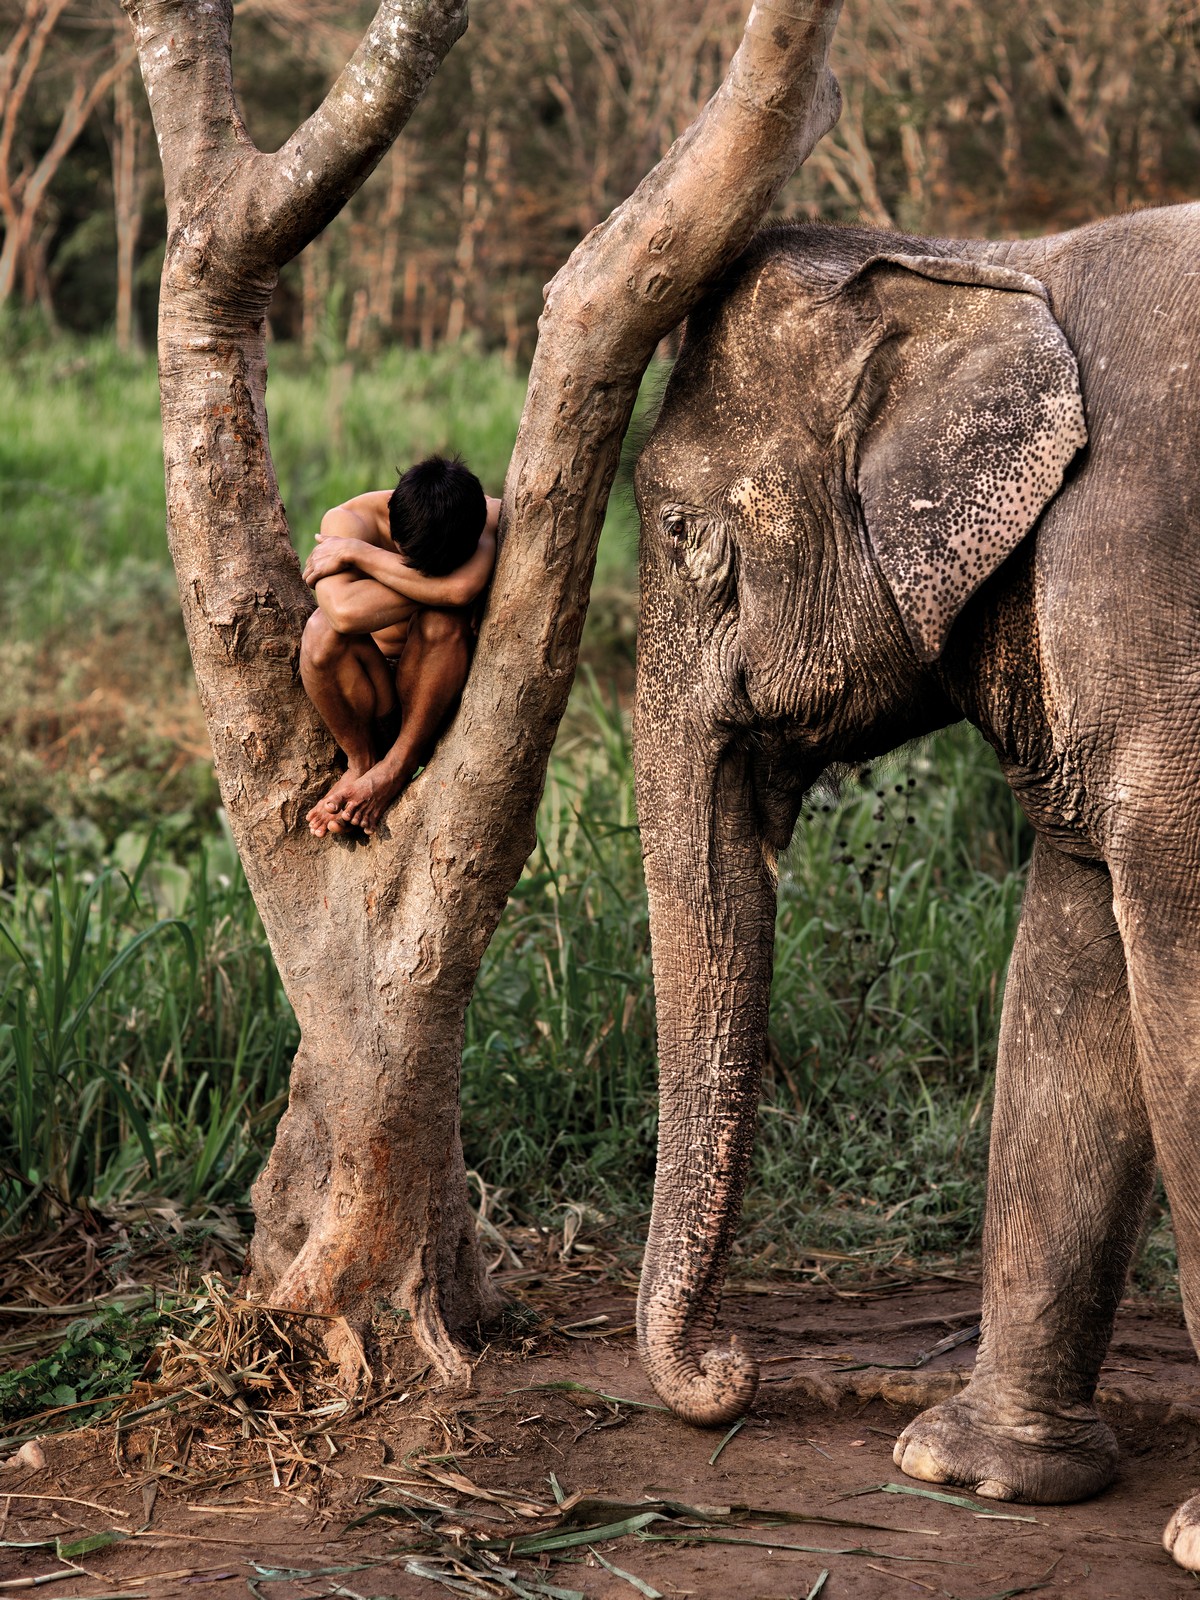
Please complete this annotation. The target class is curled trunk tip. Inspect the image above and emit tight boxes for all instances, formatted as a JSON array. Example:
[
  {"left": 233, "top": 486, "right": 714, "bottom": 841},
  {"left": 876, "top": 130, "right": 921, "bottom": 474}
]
[{"left": 640, "top": 1319, "right": 759, "bottom": 1426}]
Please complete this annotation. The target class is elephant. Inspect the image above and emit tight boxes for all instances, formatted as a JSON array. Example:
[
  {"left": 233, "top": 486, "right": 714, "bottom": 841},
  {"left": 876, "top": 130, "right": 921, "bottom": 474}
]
[{"left": 631, "top": 200, "right": 1200, "bottom": 1570}]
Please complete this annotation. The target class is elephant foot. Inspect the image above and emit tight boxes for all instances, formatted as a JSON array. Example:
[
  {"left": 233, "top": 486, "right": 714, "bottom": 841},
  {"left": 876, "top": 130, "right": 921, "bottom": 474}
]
[
  {"left": 1164, "top": 1494, "right": 1200, "bottom": 1570},
  {"left": 893, "top": 1388, "right": 1117, "bottom": 1504}
]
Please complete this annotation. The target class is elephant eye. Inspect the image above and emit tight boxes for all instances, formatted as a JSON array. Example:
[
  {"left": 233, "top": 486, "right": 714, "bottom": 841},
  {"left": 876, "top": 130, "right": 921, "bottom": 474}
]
[{"left": 662, "top": 506, "right": 692, "bottom": 542}]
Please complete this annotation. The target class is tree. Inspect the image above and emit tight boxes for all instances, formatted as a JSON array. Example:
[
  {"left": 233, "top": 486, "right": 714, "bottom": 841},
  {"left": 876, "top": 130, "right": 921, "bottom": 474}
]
[{"left": 122, "top": 0, "right": 844, "bottom": 1385}]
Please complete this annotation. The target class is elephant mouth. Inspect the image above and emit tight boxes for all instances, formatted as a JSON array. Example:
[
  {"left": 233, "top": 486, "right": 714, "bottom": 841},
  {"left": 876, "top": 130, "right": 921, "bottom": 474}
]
[{"left": 744, "top": 735, "right": 814, "bottom": 850}]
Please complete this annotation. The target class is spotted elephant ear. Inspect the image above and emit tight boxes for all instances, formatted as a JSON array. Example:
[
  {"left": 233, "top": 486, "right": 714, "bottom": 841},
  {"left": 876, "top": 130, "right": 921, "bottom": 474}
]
[{"left": 848, "top": 253, "right": 1087, "bottom": 663}]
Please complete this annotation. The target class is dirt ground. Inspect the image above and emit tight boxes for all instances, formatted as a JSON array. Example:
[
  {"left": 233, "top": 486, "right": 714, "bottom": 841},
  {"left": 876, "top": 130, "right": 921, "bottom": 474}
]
[{"left": 4, "top": 1278, "right": 1200, "bottom": 1600}]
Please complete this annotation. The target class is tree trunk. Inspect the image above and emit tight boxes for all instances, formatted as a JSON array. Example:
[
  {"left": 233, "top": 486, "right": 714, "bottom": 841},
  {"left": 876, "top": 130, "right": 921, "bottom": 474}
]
[
  {"left": 124, "top": 0, "right": 497, "bottom": 1385},
  {"left": 368, "top": 144, "right": 410, "bottom": 340},
  {"left": 123, "top": 0, "right": 845, "bottom": 1388},
  {"left": 444, "top": 78, "right": 489, "bottom": 344}
]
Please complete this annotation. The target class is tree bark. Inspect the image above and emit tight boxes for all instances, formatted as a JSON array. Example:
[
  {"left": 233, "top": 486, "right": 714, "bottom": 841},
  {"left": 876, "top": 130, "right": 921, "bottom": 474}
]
[{"left": 123, "top": 0, "right": 844, "bottom": 1388}]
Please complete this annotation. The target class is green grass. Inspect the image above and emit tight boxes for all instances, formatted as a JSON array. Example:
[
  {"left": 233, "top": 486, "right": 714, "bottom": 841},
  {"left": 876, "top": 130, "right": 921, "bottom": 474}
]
[
  {"left": 1, "top": 683, "right": 1030, "bottom": 1276},
  {"left": 1, "top": 825, "right": 295, "bottom": 1222},
  {"left": 0, "top": 329, "right": 640, "bottom": 638}
]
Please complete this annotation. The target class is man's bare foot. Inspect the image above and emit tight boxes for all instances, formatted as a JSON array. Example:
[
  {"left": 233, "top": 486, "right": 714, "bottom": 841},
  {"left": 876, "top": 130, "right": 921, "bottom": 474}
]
[
  {"left": 327, "top": 760, "right": 412, "bottom": 835},
  {"left": 307, "top": 769, "right": 370, "bottom": 837}
]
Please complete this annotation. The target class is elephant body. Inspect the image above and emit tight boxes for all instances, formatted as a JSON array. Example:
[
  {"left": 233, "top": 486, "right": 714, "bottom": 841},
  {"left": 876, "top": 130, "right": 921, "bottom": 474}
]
[{"left": 632, "top": 201, "right": 1200, "bottom": 1567}]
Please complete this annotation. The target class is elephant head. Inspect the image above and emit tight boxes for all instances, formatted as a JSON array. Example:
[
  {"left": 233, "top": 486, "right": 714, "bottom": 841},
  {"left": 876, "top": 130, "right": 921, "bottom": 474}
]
[{"left": 633, "top": 226, "right": 1087, "bottom": 1425}]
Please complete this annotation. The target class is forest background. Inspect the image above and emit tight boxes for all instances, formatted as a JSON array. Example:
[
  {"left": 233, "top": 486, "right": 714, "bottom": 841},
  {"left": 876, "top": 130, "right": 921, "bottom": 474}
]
[{"left": 2, "top": 0, "right": 1197, "bottom": 1418}]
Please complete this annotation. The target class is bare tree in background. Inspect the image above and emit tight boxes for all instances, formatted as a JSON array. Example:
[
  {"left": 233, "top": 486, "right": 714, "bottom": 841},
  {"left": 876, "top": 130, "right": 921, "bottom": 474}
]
[
  {"left": 110, "top": 38, "right": 145, "bottom": 354},
  {"left": 7, "top": 0, "right": 1199, "bottom": 345},
  {"left": 0, "top": 0, "right": 132, "bottom": 309},
  {"left": 122, "top": 0, "right": 844, "bottom": 1381}
]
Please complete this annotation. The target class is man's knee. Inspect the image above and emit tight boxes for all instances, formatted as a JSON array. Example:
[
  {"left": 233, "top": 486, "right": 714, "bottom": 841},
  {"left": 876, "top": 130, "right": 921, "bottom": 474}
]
[
  {"left": 301, "top": 608, "right": 346, "bottom": 669},
  {"left": 414, "top": 607, "right": 472, "bottom": 651}
]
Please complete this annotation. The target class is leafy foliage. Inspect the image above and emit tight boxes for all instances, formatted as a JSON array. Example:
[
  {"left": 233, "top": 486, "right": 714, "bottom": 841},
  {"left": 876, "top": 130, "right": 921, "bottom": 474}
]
[{"left": 0, "top": 1298, "right": 164, "bottom": 1422}]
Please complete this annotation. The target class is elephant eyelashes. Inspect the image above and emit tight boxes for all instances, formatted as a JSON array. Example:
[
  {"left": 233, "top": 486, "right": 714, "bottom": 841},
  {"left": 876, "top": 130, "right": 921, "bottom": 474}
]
[
  {"left": 663, "top": 508, "right": 696, "bottom": 572},
  {"left": 662, "top": 506, "right": 734, "bottom": 591}
]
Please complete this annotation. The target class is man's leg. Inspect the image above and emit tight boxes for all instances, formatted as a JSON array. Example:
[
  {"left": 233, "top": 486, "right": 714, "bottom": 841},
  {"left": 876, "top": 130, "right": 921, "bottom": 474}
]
[
  {"left": 330, "top": 607, "right": 472, "bottom": 835},
  {"left": 300, "top": 609, "right": 397, "bottom": 836}
]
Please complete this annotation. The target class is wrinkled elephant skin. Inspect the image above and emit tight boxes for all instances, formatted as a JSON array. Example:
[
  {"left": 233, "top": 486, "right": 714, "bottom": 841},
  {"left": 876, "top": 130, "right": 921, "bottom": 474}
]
[{"left": 632, "top": 205, "right": 1200, "bottom": 1569}]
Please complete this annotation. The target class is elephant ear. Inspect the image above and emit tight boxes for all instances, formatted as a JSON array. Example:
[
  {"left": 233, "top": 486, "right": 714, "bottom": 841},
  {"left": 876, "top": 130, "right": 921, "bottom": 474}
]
[{"left": 849, "top": 253, "right": 1087, "bottom": 663}]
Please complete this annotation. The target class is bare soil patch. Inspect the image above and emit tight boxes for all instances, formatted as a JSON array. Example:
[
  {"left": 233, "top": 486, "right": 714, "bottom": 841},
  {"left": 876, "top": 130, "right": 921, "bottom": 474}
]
[{"left": 3, "top": 1279, "right": 1198, "bottom": 1599}]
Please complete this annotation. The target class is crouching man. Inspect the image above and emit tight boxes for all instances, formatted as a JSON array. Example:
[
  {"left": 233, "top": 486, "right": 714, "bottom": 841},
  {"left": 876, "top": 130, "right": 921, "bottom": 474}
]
[{"left": 300, "top": 454, "right": 498, "bottom": 838}]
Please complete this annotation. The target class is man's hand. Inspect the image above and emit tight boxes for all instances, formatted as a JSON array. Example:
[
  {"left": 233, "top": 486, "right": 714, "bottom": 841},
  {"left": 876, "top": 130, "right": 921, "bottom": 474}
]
[{"left": 303, "top": 537, "right": 366, "bottom": 588}]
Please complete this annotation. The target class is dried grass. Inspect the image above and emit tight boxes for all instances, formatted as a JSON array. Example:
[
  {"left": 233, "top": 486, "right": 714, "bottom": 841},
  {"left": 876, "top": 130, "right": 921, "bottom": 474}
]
[
  {"left": 104, "top": 1274, "right": 416, "bottom": 1500},
  {"left": 0, "top": 1203, "right": 242, "bottom": 1356}
]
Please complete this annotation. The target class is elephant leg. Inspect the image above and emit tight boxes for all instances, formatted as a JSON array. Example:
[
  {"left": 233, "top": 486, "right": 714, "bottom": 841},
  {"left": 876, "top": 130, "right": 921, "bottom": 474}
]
[
  {"left": 1108, "top": 846, "right": 1200, "bottom": 1570},
  {"left": 896, "top": 837, "right": 1155, "bottom": 1503}
]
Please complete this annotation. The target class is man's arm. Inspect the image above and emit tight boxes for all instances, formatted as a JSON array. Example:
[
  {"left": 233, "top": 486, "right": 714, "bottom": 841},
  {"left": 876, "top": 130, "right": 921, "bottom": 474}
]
[
  {"left": 312, "top": 571, "right": 417, "bottom": 636},
  {"left": 304, "top": 528, "right": 496, "bottom": 610},
  {"left": 301, "top": 499, "right": 409, "bottom": 634}
]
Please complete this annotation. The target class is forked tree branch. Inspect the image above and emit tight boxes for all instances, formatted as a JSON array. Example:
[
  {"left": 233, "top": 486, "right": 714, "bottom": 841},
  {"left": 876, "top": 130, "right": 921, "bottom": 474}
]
[
  {"left": 120, "top": 0, "right": 476, "bottom": 857},
  {"left": 0, "top": 5, "right": 136, "bottom": 305},
  {"left": 125, "top": 0, "right": 467, "bottom": 273},
  {"left": 17, "top": 45, "right": 137, "bottom": 220},
  {"left": 0, "top": 0, "right": 71, "bottom": 173}
]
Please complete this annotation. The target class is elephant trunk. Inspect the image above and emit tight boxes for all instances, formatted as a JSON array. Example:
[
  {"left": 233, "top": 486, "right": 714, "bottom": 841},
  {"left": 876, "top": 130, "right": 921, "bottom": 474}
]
[{"left": 634, "top": 729, "right": 778, "bottom": 1427}]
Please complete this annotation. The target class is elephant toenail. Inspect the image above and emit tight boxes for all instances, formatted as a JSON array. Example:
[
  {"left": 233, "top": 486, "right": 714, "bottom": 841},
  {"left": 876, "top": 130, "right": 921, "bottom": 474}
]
[
  {"left": 1171, "top": 1526, "right": 1200, "bottom": 1571},
  {"left": 976, "top": 1478, "right": 1016, "bottom": 1500},
  {"left": 899, "top": 1441, "right": 948, "bottom": 1483}
]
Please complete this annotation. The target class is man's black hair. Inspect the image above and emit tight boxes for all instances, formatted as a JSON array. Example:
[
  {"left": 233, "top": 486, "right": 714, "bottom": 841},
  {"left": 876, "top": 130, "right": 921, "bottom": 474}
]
[{"left": 389, "top": 454, "right": 487, "bottom": 577}]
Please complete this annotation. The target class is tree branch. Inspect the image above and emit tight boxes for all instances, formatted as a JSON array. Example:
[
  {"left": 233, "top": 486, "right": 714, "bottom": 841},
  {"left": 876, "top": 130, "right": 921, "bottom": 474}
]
[
  {"left": 0, "top": 0, "right": 72, "bottom": 235},
  {"left": 121, "top": 0, "right": 251, "bottom": 221},
  {"left": 382, "top": 0, "right": 846, "bottom": 1048},
  {"left": 17, "top": 44, "right": 137, "bottom": 233},
  {"left": 538, "top": 0, "right": 843, "bottom": 358},
  {"left": 246, "top": 0, "right": 468, "bottom": 268}
]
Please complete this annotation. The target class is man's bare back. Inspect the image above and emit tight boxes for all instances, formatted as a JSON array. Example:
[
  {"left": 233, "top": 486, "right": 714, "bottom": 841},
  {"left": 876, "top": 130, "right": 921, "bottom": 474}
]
[{"left": 299, "top": 462, "right": 499, "bottom": 838}]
